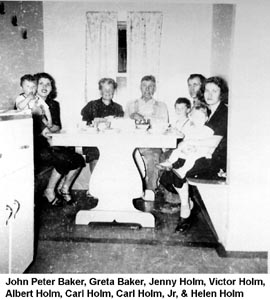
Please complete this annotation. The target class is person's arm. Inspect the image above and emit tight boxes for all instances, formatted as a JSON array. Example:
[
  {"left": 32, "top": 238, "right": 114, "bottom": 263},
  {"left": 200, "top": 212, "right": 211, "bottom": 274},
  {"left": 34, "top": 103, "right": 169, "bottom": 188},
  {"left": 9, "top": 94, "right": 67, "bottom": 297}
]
[
  {"left": 154, "top": 102, "right": 169, "bottom": 123},
  {"left": 130, "top": 112, "right": 145, "bottom": 121},
  {"left": 115, "top": 104, "right": 124, "bottom": 117},
  {"left": 124, "top": 101, "right": 133, "bottom": 118},
  {"left": 163, "top": 103, "right": 169, "bottom": 123},
  {"left": 40, "top": 101, "right": 53, "bottom": 128},
  {"left": 48, "top": 124, "right": 61, "bottom": 133},
  {"left": 125, "top": 100, "right": 144, "bottom": 121},
  {"left": 81, "top": 102, "right": 94, "bottom": 125},
  {"left": 208, "top": 103, "right": 228, "bottom": 171},
  {"left": 47, "top": 100, "right": 61, "bottom": 133},
  {"left": 16, "top": 94, "right": 35, "bottom": 110}
]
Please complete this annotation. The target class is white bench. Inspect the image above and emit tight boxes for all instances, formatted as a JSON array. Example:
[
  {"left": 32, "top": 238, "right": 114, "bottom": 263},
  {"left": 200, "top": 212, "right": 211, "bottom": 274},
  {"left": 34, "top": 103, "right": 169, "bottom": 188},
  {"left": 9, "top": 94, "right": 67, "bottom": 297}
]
[{"left": 187, "top": 177, "right": 228, "bottom": 249}]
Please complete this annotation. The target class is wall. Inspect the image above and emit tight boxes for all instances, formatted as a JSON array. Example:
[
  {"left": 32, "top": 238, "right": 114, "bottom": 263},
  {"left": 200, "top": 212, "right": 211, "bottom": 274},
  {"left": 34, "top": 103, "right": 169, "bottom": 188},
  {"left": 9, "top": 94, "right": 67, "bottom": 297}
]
[
  {"left": 0, "top": 1, "right": 44, "bottom": 110},
  {"left": 43, "top": 1, "right": 212, "bottom": 127},
  {"left": 226, "top": 0, "right": 270, "bottom": 251},
  {"left": 211, "top": 3, "right": 235, "bottom": 83},
  {"left": 43, "top": 0, "right": 270, "bottom": 252}
]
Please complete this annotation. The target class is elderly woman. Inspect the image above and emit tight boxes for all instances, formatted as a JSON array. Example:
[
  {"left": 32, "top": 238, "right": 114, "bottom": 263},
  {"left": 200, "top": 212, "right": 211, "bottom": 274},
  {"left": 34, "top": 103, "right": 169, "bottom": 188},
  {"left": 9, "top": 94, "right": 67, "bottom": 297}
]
[
  {"left": 34, "top": 73, "right": 85, "bottom": 206},
  {"left": 160, "top": 76, "right": 228, "bottom": 232},
  {"left": 81, "top": 78, "right": 124, "bottom": 196}
]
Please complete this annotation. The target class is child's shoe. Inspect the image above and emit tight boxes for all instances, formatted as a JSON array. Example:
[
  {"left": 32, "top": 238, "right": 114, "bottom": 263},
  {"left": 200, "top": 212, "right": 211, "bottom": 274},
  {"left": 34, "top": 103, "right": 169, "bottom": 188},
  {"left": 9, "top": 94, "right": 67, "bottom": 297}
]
[{"left": 156, "top": 160, "right": 173, "bottom": 171}]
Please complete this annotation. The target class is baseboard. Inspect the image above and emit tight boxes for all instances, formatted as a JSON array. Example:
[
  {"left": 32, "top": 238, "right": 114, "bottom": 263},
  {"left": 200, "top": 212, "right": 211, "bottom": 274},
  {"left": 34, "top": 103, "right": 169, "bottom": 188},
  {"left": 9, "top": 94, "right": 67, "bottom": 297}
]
[{"left": 216, "top": 243, "right": 268, "bottom": 259}]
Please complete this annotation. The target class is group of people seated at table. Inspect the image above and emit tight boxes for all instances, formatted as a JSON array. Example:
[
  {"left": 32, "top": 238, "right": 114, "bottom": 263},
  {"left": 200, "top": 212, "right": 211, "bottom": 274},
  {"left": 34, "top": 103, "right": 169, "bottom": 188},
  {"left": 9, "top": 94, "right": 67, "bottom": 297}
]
[{"left": 15, "top": 72, "right": 228, "bottom": 233}]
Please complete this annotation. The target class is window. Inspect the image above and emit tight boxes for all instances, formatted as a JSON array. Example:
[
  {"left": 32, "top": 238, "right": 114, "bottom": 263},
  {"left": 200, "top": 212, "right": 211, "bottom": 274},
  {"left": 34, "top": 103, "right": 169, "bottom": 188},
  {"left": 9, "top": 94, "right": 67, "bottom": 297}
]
[{"left": 117, "top": 22, "right": 127, "bottom": 73}]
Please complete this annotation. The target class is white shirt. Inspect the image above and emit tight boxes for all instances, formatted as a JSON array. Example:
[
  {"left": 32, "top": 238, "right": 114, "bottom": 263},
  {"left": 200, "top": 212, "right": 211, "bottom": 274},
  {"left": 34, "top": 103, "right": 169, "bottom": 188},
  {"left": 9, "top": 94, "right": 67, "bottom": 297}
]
[
  {"left": 173, "top": 118, "right": 190, "bottom": 132},
  {"left": 182, "top": 123, "right": 214, "bottom": 140},
  {"left": 125, "top": 98, "right": 169, "bottom": 122},
  {"left": 15, "top": 94, "right": 49, "bottom": 111}
]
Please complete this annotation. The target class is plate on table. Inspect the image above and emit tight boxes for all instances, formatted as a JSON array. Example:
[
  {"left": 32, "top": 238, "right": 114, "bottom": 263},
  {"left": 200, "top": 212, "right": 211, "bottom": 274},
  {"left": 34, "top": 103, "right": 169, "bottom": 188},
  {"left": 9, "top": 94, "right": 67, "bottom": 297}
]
[
  {"left": 100, "top": 127, "right": 120, "bottom": 134},
  {"left": 80, "top": 126, "right": 98, "bottom": 134},
  {"left": 135, "top": 124, "right": 150, "bottom": 131}
]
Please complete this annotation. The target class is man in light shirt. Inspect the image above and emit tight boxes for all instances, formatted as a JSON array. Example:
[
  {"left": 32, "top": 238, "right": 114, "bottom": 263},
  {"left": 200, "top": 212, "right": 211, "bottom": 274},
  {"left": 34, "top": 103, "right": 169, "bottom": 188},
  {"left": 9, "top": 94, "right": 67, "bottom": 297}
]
[{"left": 125, "top": 75, "right": 169, "bottom": 194}]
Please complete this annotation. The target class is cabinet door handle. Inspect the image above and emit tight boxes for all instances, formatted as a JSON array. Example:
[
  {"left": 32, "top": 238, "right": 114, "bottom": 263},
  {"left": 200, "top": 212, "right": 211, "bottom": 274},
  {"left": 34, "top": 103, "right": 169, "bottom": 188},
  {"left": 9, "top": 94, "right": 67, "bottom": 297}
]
[
  {"left": 13, "top": 199, "right": 20, "bottom": 219},
  {"left": 19, "top": 145, "right": 30, "bottom": 149},
  {"left": 6, "top": 205, "right": 13, "bottom": 226}
]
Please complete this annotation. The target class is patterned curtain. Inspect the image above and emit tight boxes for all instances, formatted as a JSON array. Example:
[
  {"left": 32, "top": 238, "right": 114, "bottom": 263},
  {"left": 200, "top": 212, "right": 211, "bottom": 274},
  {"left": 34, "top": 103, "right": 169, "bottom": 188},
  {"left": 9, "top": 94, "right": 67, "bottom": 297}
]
[
  {"left": 127, "top": 12, "right": 163, "bottom": 99},
  {"left": 85, "top": 12, "right": 118, "bottom": 101}
]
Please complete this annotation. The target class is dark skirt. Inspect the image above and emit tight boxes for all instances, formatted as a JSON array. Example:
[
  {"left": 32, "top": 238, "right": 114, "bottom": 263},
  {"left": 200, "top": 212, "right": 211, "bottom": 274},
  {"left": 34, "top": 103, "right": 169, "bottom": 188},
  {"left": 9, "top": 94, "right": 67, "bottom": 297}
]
[
  {"left": 82, "top": 147, "right": 100, "bottom": 162},
  {"left": 34, "top": 136, "right": 85, "bottom": 175}
]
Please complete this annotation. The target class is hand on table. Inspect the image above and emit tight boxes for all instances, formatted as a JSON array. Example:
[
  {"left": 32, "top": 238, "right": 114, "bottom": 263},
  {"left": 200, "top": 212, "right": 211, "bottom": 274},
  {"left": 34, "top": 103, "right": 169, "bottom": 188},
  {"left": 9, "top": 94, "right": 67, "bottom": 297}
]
[{"left": 130, "top": 112, "right": 145, "bottom": 121}]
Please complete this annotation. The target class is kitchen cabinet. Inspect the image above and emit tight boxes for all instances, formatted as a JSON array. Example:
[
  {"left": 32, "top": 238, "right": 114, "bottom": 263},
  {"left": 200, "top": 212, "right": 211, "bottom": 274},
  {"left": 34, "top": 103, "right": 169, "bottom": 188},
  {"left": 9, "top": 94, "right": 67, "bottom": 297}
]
[{"left": 0, "top": 112, "right": 34, "bottom": 273}]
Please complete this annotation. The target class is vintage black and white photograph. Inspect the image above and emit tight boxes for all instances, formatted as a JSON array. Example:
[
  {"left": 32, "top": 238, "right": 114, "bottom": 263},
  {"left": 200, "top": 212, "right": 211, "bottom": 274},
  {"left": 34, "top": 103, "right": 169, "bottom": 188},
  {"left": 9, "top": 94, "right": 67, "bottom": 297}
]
[{"left": 0, "top": 0, "right": 269, "bottom": 274}]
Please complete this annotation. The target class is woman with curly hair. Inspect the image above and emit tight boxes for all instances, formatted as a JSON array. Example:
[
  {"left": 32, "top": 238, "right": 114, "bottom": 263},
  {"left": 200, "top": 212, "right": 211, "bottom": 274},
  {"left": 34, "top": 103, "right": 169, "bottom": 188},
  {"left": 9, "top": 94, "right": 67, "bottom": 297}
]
[
  {"left": 160, "top": 76, "right": 228, "bottom": 232},
  {"left": 34, "top": 72, "right": 85, "bottom": 206}
]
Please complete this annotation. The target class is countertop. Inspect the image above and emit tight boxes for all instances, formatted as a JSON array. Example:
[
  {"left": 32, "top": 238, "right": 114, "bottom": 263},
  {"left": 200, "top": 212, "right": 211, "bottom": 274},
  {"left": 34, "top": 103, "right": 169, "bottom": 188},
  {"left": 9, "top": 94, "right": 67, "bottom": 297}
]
[{"left": 0, "top": 109, "right": 32, "bottom": 121}]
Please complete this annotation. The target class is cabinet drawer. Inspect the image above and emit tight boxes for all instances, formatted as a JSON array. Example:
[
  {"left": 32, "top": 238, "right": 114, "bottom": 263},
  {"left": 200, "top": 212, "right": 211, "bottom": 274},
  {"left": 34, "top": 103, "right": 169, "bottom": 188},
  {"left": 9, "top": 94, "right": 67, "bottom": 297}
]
[
  {"left": 9, "top": 166, "right": 34, "bottom": 273},
  {"left": 0, "top": 166, "right": 34, "bottom": 273},
  {"left": 0, "top": 118, "right": 33, "bottom": 176},
  {"left": 0, "top": 147, "right": 33, "bottom": 178},
  {"left": 0, "top": 174, "right": 14, "bottom": 273},
  {"left": 0, "top": 118, "right": 32, "bottom": 149},
  {"left": 8, "top": 118, "right": 33, "bottom": 150}
]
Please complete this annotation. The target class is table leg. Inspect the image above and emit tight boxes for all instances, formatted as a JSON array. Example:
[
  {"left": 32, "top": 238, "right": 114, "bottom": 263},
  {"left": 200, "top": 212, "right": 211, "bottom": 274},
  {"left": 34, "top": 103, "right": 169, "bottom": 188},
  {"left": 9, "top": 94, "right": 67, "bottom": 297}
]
[{"left": 75, "top": 142, "right": 155, "bottom": 227}]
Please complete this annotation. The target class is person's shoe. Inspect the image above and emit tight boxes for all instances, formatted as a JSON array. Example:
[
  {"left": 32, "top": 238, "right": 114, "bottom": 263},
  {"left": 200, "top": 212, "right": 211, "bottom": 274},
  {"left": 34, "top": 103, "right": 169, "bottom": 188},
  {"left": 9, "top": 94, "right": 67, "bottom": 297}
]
[
  {"left": 65, "top": 198, "right": 77, "bottom": 207},
  {"left": 142, "top": 189, "right": 155, "bottom": 201},
  {"left": 175, "top": 217, "right": 192, "bottom": 232},
  {"left": 58, "top": 189, "right": 72, "bottom": 201},
  {"left": 86, "top": 190, "right": 97, "bottom": 199},
  {"left": 180, "top": 199, "right": 194, "bottom": 218},
  {"left": 43, "top": 189, "right": 63, "bottom": 207},
  {"left": 172, "top": 168, "right": 185, "bottom": 179},
  {"left": 43, "top": 195, "right": 63, "bottom": 207},
  {"left": 156, "top": 161, "right": 173, "bottom": 171},
  {"left": 160, "top": 203, "right": 180, "bottom": 214}
]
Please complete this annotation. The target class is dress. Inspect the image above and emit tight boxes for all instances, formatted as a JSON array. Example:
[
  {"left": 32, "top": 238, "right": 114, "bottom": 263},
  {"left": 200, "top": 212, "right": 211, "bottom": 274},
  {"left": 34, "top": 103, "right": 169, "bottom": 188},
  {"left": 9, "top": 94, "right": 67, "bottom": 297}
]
[
  {"left": 168, "top": 124, "right": 214, "bottom": 176},
  {"left": 205, "top": 101, "right": 228, "bottom": 171},
  {"left": 160, "top": 101, "right": 228, "bottom": 191},
  {"left": 81, "top": 98, "right": 124, "bottom": 162},
  {"left": 34, "top": 98, "right": 85, "bottom": 175}
]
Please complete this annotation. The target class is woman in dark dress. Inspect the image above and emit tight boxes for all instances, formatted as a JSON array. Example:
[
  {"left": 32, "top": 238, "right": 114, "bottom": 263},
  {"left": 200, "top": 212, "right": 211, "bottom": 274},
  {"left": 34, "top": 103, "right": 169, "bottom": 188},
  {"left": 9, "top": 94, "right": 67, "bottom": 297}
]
[
  {"left": 81, "top": 78, "right": 124, "bottom": 196},
  {"left": 160, "top": 76, "right": 228, "bottom": 232},
  {"left": 34, "top": 73, "right": 85, "bottom": 206}
]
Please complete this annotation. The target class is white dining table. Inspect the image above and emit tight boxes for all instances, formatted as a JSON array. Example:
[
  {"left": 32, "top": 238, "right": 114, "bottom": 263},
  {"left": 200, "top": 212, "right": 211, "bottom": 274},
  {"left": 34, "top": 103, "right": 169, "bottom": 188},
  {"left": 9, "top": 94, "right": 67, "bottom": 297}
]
[{"left": 50, "top": 128, "right": 178, "bottom": 228}]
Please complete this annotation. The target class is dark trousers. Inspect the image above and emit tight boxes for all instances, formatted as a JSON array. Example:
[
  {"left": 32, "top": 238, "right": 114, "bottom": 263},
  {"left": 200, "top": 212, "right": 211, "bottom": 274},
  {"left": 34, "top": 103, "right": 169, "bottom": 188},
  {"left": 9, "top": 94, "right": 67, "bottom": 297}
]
[{"left": 159, "top": 157, "right": 219, "bottom": 193}]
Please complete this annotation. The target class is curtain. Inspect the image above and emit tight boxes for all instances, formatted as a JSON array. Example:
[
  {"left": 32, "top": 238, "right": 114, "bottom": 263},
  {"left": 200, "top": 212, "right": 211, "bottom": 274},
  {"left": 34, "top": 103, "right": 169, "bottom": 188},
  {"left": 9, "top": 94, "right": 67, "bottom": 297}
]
[
  {"left": 127, "top": 12, "right": 163, "bottom": 99},
  {"left": 85, "top": 12, "right": 118, "bottom": 101}
]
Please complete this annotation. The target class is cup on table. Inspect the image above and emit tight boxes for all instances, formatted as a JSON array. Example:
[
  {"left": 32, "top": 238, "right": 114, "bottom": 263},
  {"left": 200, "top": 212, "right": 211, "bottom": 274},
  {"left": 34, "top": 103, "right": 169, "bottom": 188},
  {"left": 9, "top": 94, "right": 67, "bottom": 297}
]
[{"left": 98, "top": 120, "right": 111, "bottom": 131}]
